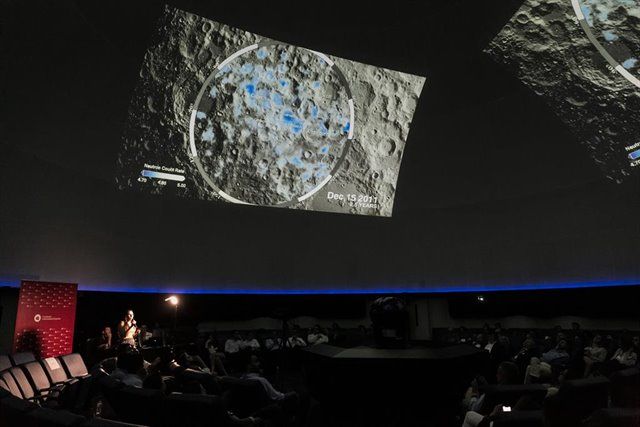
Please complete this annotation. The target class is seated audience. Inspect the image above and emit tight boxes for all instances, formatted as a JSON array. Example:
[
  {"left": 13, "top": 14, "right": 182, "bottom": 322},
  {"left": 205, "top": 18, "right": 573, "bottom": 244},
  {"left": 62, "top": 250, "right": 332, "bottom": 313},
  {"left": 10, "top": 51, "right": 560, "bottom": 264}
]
[
  {"left": 205, "top": 334, "right": 228, "bottom": 376},
  {"left": 307, "top": 325, "right": 329, "bottom": 346},
  {"left": 265, "top": 332, "right": 283, "bottom": 351},
  {"left": 242, "top": 332, "right": 261, "bottom": 352},
  {"left": 463, "top": 361, "right": 520, "bottom": 414},
  {"left": 111, "top": 347, "right": 146, "bottom": 388},
  {"left": 177, "top": 343, "right": 211, "bottom": 373},
  {"left": 605, "top": 335, "right": 638, "bottom": 373},
  {"left": 225, "top": 331, "right": 244, "bottom": 354},
  {"left": 512, "top": 338, "right": 538, "bottom": 379},
  {"left": 97, "top": 326, "right": 112, "bottom": 351},
  {"left": 287, "top": 330, "right": 307, "bottom": 349},
  {"left": 583, "top": 334, "right": 607, "bottom": 377},
  {"left": 241, "top": 354, "right": 286, "bottom": 401},
  {"left": 541, "top": 339, "right": 570, "bottom": 366},
  {"left": 483, "top": 333, "right": 497, "bottom": 353}
]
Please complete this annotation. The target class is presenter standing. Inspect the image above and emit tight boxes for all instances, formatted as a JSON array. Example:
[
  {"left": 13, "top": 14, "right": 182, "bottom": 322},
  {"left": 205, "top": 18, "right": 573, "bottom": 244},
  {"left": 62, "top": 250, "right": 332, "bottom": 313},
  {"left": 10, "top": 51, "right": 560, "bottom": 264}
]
[{"left": 118, "top": 309, "right": 139, "bottom": 347}]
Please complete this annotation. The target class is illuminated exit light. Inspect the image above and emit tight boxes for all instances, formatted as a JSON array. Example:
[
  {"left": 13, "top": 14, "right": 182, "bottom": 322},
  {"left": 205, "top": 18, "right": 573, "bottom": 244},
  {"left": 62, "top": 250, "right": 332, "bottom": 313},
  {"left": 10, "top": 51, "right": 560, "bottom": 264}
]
[{"left": 141, "top": 170, "right": 185, "bottom": 182}]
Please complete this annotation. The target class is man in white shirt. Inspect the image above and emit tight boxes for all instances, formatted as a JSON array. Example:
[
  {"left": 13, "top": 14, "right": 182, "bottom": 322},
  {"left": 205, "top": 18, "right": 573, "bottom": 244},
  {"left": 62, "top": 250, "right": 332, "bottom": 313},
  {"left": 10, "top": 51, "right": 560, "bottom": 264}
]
[
  {"left": 241, "top": 354, "right": 285, "bottom": 401},
  {"left": 242, "top": 332, "right": 261, "bottom": 351},
  {"left": 225, "top": 331, "right": 243, "bottom": 354}
]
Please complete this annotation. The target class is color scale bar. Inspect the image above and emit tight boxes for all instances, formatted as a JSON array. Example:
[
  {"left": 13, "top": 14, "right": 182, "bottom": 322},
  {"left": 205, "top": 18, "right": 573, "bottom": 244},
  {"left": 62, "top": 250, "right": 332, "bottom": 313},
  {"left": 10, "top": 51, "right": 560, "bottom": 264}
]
[
  {"left": 141, "top": 170, "right": 185, "bottom": 182},
  {"left": 628, "top": 149, "right": 640, "bottom": 161}
]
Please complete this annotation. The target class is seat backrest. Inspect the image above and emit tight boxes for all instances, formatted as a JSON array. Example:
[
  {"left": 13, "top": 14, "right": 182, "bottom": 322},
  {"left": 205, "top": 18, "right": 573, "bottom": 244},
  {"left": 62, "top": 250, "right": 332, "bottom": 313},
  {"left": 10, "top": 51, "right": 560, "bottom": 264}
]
[
  {"left": 108, "top": 386, "right": 163, "bottom": 426},
  {"left": 0, "top": 378, "right": 13, "bottom": 398},
  {"left": 0, "top": 395, "right": 39, "bottom": 426},
  {"left": 10, "top": 366, "right": 36, "bottom": 400},
  {"left": 41, "top": 357, "right": 69, "bottom": 384},
  {"left": 0, "top": 354, "right": 12, "bottom": 371},
  {"left": 161, "top": 393, "right": 229, "bottom": 427},
  {"left": 60, "top": 353, "right": 88, "bottom": 378},
  {"left": 560, "top": 376, "right": 610, "bottom": 410},
  {"left": 610, "top": 367, "right": 640, "bottom": 408},
  {"left": 491, "top": 411, "right": 544, "bottom": 427},
  {"left": 23, "top": 361, "right": 53, "bottom": 393},
  {"left": 584, "top": 408, "right": 640, "bottom": 427},
  {"left": 81, "top": 417, "right": 147, "bottom": 426},
  {"left": 10, "top": 351, "right": 36, "bottom": 366},
  {"left": 480, "top": 384, "right": 548, "bottom": 414},
  {"left": 1, "top": 370, "right": 24, "bottom": 398},
  {"left": 23, "top": 407, "right": 86, "bottom": 427}
]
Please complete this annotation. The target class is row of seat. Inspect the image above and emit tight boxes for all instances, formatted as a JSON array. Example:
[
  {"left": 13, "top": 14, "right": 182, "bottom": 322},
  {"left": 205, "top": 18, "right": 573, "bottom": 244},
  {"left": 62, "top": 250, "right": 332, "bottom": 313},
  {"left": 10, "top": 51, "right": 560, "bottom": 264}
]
[
  {"left": 475, "top": 372, "right": 640, "bottom": 427},
  {"left": 0, "top": 353, "right": 89, "bottom": 403},
  {"left": 97, "top": 373, "right": 232, "bottom": 427},
  {"left": 0, "top": 393, "right": 145, "bottom": 427},
  {"left": 0, "top": 352, "right": 39, "bottom": 370}
]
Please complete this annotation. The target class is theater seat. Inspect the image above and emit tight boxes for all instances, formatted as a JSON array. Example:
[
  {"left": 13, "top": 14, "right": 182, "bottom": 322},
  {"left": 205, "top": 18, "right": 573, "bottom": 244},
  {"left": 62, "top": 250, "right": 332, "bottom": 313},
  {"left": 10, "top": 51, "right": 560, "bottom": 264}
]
[
  {"left": 610, "top": 367, "right": 640, "bottom": 408},
  {"left": 0, "top": 395, "right": 39, "bottom": 426},
  {"left": 1, "top": 370, "right": 24, "bottom": 399},
  {"left": 60, "top": 354, "right": 90, "bottom": 379},
  {"left": 560, "top": 377, "right": 611, "bottom": 411},
  {"left": 583, "top": 408, "right": 640, "bottom": 427},
  {"left": 160, "top": 393, "right": 229, "bottom": 427},
  {"left": 491, "top": 411, "right": 544, "bottom": 427},
  {"left": 545, "top": 377, "right": 611, "bottom": 427},
  {"left": 42, "top": 357, "right": 73, "bottom": 385},
  {"left": 479, "top": 384, "right": 548, "bottom": 414},
  {"left": 219, "top": 375, "right": 270, "bottom": 418},
  {"left": 10, "top": 352, "right": 36, "bottom": 366},
  {"left": 8, "top": 367, "right": 38, "bottom": 401},
  {"left": 0, "top": 355, "right": 11, "bottom": 371},
  {"left": 0, "top": 380, "right": 11, "bottom": 399},
  {"left": 23, "top": 361, "right": 59, "bottom": 397},
  {"left": 81, "top": 418, "right": 148, "bottom": 427},
  {"left": 22, "top": 407, "right": 86, "bottom": 427},
  {"left": 104, "top": 386, "right": 163, "bottom": 426}
]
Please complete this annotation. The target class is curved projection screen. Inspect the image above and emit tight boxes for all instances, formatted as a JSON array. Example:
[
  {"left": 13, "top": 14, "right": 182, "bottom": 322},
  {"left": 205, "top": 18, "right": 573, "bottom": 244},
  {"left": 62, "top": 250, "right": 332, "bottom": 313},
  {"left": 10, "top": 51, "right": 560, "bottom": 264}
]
[
  {"left": 1, "top": 1, "right": 639, "bottom": 294},
  {"left": 116, "top": 8, "right": 426, "bottom": 217}
]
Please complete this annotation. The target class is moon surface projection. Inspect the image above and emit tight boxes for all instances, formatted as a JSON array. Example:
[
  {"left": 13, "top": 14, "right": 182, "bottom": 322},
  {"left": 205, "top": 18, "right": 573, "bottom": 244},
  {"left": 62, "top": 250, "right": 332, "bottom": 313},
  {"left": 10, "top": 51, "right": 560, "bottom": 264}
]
[
  {"left": 190, "top": 43, "right": 353, "bottom": 206},
  {"left": 572, "top": 0, "right": 640, "bottom": 88},
  {"left": 486, "top": 0, "right": 640, "bottom": 182},
  {"left": 116, "top": 7, "right": 425, "bottom": 216}
]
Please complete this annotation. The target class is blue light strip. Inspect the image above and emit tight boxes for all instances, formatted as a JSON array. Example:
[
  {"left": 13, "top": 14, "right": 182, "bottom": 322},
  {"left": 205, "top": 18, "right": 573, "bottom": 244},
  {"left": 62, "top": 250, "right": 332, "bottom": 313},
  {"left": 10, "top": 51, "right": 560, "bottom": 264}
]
[{"left": 1, "top": 278, "right": 638, "bottom": 294}]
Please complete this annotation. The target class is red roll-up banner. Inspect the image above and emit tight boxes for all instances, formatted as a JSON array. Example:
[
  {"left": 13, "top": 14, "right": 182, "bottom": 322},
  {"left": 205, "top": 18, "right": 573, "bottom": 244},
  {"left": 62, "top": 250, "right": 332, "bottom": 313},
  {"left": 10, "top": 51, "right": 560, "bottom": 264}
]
[{"left": 13, "top": 281, "right": 78, "bottom": 358}]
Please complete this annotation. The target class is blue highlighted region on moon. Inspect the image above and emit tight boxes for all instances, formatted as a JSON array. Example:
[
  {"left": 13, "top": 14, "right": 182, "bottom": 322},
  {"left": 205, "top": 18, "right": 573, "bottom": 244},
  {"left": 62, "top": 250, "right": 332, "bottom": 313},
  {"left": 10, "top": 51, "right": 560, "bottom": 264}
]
[
  {"left": 193, "top": 44, "right": 351, "bottom": 205},
  {"left": 577, "top": 0, "right": 640, "bottom": 75}
]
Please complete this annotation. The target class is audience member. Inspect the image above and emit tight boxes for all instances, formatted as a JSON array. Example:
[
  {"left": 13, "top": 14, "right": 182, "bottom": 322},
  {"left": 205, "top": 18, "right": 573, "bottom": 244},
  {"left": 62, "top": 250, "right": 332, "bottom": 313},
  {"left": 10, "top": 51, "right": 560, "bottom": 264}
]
[
  {"left": 111, "top": 347, "right": 146, "bottom": 388},
  {"left": 307, "top": 325, "right": 329, "bottom": 345},
  {"left": 605, "top": 334, "right": 638, "bottom": 373},
  {"left": 512, "top": 338, "right": 538, "bottom": 379},
  {"left": 97, "top": 326, "right": 112, "bottom": 351},
  {"left": 541, "top": 339, "right": 570, "bottom": 366},
  {"left": 462, "top": 361, "right": 520, "bottom": 426},
  {"left": 225, "top": 331, "right": 244, "bottom": 354},
  {"left": 242, "top": 332, "right": 261, "bottom": 352},
  {"left": 583, "top": 334, "right": 607, "bottom": 377},
  {"left": 287, "top": 330, "right": 307, "bottom": 348},
  {"left": 205, "top": 334, "right": 228, "bottom": 376},
  {"left": 265, "top": 332, "right": 283, "bottom": 351},
  {"left": 241, "top": 354, "right": 286, "bottom": 401}
]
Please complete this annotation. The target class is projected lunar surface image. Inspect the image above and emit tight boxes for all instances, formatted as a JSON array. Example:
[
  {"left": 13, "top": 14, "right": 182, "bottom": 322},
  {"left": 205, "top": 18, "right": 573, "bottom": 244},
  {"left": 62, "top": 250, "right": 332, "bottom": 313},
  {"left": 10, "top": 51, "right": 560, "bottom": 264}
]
[
  {"left": 487, "top": 0, "right": 640, "bottom": 182},
  {"left": 116, "top": 7, "right": 425, "bottom": 216}
]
